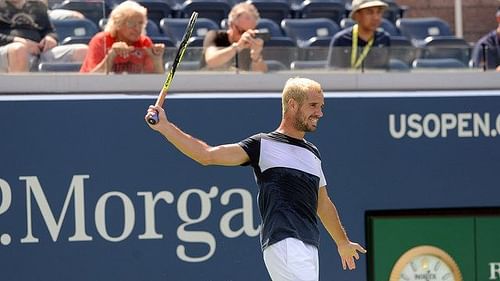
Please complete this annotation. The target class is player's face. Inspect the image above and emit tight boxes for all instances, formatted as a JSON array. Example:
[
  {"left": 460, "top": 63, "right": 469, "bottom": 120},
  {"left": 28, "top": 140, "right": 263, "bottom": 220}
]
[
  {"left": 293, "top": 91, "right": 324, "bottom": 132},
  {"left": 355, "top": 6, "right": 385, "bottom": 33}
]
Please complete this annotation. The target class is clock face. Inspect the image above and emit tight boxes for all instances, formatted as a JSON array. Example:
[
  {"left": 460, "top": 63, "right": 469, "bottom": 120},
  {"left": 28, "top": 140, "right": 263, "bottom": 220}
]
[
  {"left": 398, "top": 254, "right": 456, "bottom": 281},
  {"left": 390, "top": 246, "right": 462, "bottom": 281}
]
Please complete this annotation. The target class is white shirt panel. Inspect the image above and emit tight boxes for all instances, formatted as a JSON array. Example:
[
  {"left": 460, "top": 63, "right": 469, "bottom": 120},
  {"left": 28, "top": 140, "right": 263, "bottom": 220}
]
[{"left": 259, "top": 138, "right": 327, "bottom": 187}]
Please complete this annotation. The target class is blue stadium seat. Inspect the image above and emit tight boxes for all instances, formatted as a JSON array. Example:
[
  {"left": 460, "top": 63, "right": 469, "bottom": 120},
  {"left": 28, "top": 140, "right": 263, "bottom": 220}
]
[
  {"left": 412, "top": 58, "right": 467, "bottom": 69},
  {"left": 389, "top": 35, "right": 416, "bottom": 66},
  {"left": 256, "top": 18, "right": 286, "bottom": 37},
  {"left": 262, "top": 38, "right": 297, "bottom": 68},
  {"left": 380, "top": 18, "right": 400, "bottom": 36},
  {"left": 420, "top": 36, "right": 471, "bottom": 65},
  {"left": 298, "top": 0, "right": 346, "bottom": 25},
  {"left": 265, "top": 60, "right": 288, "bottom": 71},
  {"left": 52, "top": 18, "right": 99, "bottom": 45},
  {"left": 160, "top": 18, "right": 219, "bottom": 46},
  {"left": 339, "top": 17, "right": 354, "bottom": 29},
  {"left": 135, "top": 0, "right": 172, "bottom": 27},
  {"left": 382, "top": 0, "right": 407, "bottom": 23},
  {"left": 247, "top": 0, "right": 291, "bottom": 26},
  {"left": 38, "top": 62, "right": 82, "bottom": 72},
  {"left": 388, "top": 58, "right": 410, "bottom": 71},
  {"left": 143, "top": 20, "right": 176, "bottom": 46},
  {"left": 396, "top": 17, "right": 453, "bottom": 46},
  {"left": 281, "top": 18, "right": 340, "bottom": 47},
  {"left": 302, "top": 37, "right": 334, "bottom": 60},
  {"left": 181, "top": 0, "right": 231, "bottom": 26},
  {"left": 54, "top": 0, "right": 109, "bottom": 26}
]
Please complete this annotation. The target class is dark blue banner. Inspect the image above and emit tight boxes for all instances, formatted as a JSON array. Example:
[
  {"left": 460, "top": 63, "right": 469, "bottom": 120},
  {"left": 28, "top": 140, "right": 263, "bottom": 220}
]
[{"left": 0, "top": 92, "right": 499, "bottom": 281}]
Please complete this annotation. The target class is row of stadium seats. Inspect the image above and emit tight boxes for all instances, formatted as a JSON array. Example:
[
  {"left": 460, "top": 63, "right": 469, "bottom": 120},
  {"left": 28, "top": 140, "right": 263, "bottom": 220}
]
[
  {"left": 51, "top": 15, "right": 472, "bottom": 67},
  {"left": 51, "top": 0, "right": 407, "bottom": 28}
]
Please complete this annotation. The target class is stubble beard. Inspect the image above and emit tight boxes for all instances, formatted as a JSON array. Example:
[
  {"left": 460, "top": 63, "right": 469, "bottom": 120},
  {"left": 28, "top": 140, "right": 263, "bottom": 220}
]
[{"left": 293, "top": 112, "right": 317, "bottom": 133}]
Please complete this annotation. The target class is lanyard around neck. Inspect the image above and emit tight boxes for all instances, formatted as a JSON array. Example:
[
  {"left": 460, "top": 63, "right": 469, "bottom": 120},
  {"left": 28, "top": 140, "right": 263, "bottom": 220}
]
[{"left": 351, "top": 24, "right": 374, "bottom": 69}]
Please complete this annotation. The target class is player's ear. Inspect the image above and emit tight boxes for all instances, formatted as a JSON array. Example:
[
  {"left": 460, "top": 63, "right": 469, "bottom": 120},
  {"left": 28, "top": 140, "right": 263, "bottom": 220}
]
[{"left": 288, "top": 98, "right": 297, "bottom": 111}]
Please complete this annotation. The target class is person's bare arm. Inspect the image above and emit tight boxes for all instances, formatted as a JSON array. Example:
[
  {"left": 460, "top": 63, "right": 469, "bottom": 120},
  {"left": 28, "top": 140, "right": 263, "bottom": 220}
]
[
  {"left": 144, "top": 43, "right": 165, "bottom": 73},
  {"left": 145, "top": 105, "right": 249, "bottom": 166},
  {"left": 90, "top": 42, "right": 134, "bottom": 73},
  {"left": 89, "top": 51, "right": 117, "bottom": 73},
  {"left": 317, "top": 186, "right": 366, "bottom": 270},
  {"left": 204, "top": 31, "right": 238, "bottom": 68}
]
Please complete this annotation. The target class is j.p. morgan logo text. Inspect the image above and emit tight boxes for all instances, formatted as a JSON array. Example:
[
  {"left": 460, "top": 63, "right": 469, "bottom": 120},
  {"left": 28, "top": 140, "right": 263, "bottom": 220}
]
[
  {"left": 0, "top": 176, "right": 260, "bottom": 262},
  {"left": 389, "top": 112, "right": 500, "bottom": 139}
]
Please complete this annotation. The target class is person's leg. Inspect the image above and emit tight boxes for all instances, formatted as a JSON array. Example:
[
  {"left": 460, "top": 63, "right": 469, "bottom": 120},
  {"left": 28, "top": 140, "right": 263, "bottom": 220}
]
[
  {"left": 48, "top": 9, "right": 85, "bottom": 20},
  {"left": 263, "top": 238, "right": 319, "bottom": 281},
  {"left": 0, "top": 46, "right": 9, "bottom": 72},
  {"left": 41, "top": 44, "right": 88, "bottom": 63},
  {"left": 3, "top": 42, "right": 31, "bottom": 72}
]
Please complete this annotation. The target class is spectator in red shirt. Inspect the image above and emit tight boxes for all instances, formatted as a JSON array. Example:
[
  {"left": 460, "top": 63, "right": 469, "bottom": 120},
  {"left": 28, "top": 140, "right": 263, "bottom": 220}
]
[{"left": 80, "top": 0, "right": 165, "bottom": 73}]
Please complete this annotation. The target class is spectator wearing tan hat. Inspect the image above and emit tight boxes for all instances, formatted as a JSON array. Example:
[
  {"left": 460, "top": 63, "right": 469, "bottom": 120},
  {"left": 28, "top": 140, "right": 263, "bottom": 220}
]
[{"left": 330, "top": 0, "right": 391, "bottom": 69}]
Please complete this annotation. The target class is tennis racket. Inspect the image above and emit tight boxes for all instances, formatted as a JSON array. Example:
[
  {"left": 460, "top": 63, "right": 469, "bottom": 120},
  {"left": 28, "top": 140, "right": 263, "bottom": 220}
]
[{"left": 147, "top": 12, "right": 199, "bottom": 125}]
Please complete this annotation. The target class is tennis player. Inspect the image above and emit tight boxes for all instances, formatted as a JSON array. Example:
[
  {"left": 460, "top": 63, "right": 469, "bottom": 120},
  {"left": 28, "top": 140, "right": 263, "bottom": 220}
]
[{"left": 145, "top": 77, "right": 366, "bottom": 281}]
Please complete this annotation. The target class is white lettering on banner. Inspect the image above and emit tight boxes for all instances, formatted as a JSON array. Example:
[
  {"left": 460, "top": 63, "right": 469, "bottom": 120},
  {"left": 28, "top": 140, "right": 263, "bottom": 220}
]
[
  {"left": 176, "top": 186, "right": 218, "bottom": 262},
  {"left": 20, "top": 175, "right": 92, "bottom": 243},
  {"left": 137, "top": 191, "right": 175, "bottom": 239},
  {"left": 389, "top": 112, "right": 500, "bottom": 139},
  {"left": 219, "top": 188, "right": 260, "bottom": 238},
  {"left": 490, "top": 263, "right": 500, "bottom": 280},
  {"left": 0, "top": 179, "right": 12, "bottom": 216},
  {"left": 0, "top": 176, "right": 259, "bottom": 263},
  {"left": 95, "top": 192, "right": 135, "bottom": 242}
]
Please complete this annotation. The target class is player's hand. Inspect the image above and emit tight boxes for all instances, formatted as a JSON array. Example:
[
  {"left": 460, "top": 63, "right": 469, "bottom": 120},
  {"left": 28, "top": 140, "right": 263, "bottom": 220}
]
[
  {"left": 145, "top": 105, "right": 168, "bottom": 130},
  {"left": 337, "top": 241, "right": 367, "bottom": 270},
  {"left": 110, "top": 41, "right": 134, "bottom": 58}
]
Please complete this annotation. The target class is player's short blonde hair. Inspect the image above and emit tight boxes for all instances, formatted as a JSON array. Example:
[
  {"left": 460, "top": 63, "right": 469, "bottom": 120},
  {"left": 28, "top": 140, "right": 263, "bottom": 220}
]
[
  {"left": 105, "top": 1, "right": 147, "bottom": 36},
  {"left": 227, "top": 2, "right": 260, "bottom": 26},
  {"left": 282, "top": 77, "right": 323, "bottom": 116}
]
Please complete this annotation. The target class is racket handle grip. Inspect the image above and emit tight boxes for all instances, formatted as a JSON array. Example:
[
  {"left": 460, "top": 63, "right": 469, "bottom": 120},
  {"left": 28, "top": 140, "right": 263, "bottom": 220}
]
[{"left": 147, "top": 111, "right": 159, "bottom": 125}]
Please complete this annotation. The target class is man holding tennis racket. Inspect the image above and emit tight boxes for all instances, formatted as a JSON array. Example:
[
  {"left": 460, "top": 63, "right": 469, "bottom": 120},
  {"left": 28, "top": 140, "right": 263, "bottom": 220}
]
[{"left": 145, "top": 77, "right": 365, "bottom": 281}]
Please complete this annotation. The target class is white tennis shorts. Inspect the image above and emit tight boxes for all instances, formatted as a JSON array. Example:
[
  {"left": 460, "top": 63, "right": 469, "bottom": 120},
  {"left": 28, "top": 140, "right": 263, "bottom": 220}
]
[{"left": 263, "top": 237, "right": 319, "bottom": 281}]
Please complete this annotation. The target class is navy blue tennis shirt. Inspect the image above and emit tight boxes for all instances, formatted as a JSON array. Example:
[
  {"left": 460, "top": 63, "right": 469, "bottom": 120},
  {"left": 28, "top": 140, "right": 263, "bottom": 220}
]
[{"left": 239, "top": 131, "right": 327, "bottom": 250}]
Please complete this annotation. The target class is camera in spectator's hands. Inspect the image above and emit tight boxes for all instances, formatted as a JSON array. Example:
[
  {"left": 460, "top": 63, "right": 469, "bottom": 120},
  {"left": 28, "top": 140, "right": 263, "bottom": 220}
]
[{"left": 253, "top": 30, "right": 271, "bottom": 41}]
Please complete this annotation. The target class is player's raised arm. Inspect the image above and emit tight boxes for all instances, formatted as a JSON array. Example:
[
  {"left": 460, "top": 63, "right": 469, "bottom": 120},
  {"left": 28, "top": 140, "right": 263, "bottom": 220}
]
[{"left": 145, "top": 105, "right": 249, "bottom": 166}]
